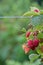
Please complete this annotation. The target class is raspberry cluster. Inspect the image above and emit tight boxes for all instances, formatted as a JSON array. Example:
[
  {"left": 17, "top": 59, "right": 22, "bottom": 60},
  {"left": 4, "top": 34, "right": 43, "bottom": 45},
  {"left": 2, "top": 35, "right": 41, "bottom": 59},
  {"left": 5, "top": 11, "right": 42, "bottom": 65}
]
[
  {"left": 22, "top": 31, "right": 40, "bottom": 54},
  {"left": 26, "top": 31, "right": 40, "bottom": 50},
  {"left": 27, "top": 39, "right": 39, "bottom": 50},
  {"left": 26, "top": 30, "right": 39, "bottom": 38},
  {"left": 22, "top": 7, "right": 43, "bottom": 54}
]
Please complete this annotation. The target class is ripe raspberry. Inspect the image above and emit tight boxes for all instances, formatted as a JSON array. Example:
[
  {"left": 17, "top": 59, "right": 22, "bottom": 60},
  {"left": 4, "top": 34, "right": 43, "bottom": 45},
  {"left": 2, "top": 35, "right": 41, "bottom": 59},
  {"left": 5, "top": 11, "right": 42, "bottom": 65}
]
[
  {"left": 31, "top": 7, "right": 40, "bottom": 13},
  {"left": 33, "top": 39, "right": 39, "bottom": 47},
  {"left": 34, "top": 9, "right": 39, "bottom": 13},
  {"left": 31, "top": 46, "right": 35, "bottom": 50},
  {"left": 33, "top": 30, "right": 39, "bottom": 36},
  {"left": 22, "top": 44, "right": 30, "bottom": 54},
  {"left": 27, "top": 40, "right": 35, "bottom": 50},
  {"left": 26, "top": 31, "right": 31, "bottom": 38}
]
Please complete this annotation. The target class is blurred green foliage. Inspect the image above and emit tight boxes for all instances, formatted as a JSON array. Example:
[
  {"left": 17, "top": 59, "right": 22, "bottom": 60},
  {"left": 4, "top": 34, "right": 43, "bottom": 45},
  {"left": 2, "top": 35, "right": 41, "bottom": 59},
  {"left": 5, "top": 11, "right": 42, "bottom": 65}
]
[
  {"left": 0, "top": 0, "right": 43, "bottom": 16},
  {"left": 0, "top": 0, "right": 43, "bottom": 65}
]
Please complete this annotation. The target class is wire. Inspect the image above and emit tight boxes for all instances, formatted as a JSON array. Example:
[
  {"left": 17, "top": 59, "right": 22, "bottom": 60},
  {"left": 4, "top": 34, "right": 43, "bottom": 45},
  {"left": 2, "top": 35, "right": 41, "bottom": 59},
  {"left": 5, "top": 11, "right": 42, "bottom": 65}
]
[{"left": 0, "top": 16, "right": 31, "bottom": 18}]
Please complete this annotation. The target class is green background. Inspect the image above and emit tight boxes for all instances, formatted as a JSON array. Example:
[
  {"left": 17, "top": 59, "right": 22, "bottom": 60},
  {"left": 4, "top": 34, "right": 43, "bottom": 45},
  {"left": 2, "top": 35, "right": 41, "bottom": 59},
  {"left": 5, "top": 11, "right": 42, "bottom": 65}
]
[{"left": 0, "top": 0, "right": 43, "bottom": 65}]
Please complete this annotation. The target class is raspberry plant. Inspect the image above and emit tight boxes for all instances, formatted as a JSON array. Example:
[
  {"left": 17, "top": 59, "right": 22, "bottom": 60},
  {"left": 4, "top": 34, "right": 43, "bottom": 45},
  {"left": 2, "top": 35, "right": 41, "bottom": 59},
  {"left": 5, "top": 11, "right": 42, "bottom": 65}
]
[{"left": 22, "top": 7, "right": 43, "bottom": 64}]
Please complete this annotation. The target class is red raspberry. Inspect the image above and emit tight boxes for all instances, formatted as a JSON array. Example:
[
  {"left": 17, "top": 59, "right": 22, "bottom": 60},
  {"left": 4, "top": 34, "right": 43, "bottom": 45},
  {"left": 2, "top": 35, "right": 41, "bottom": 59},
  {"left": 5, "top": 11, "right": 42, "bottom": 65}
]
[
  {"left": 22, "top": 44, "right": 30, "bottom": 54},
  {"left": 26, "top": 32, "right": 31, "bottom": 38},
  {"left": 33, "top": 31, "right": 39, "bottom": 36},
  {"left": 34, "top": 9, "right": 40, "bottom": 13},
  {"left": 31, "top": 46, "right": 35, "bottom": 50},
  {"left": 27, "top": 40, "right": 35, "bottom": 50},
  {"left": 33, "top": 39, "right": 39, "bottom": 47}
]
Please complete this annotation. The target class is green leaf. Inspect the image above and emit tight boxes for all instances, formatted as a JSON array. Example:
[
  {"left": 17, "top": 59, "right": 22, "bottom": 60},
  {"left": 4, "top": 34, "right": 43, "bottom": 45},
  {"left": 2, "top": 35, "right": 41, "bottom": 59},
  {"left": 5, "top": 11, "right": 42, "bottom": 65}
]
[
  {"left": 21, "top": 28, "right": 26, "bottom": 33},
  {"left": 36, "top": 45, "right": 43, "bottom": 57},
  {"left": 33, "top": 59, "right": 41, "bottom": 65},
  {"left": 38, "top": 33, "right": 43, "bottom": 39},
  {"left": 23, "top": 59, "right": 41, "bottom": 65},
  {"left": 31, "top": 15, "right": 43, "bottom": 26},
  {"left": 23, "top": 11, "right": 40, "bottom": 16},
  {"left": 16, "top": 35, "right": 27, "bottom": 44},
  {"left": 29, "top": 54, "right": 40, "bottom": 62},
  {"left": 6, "top": 60, "right": 15, "bottom": 65},
  {"left": 23, "top": 61, "right": 30, "bottom": 65},
  {"left": 40, "top": 10, "right": 43, "bottom": 15}
]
